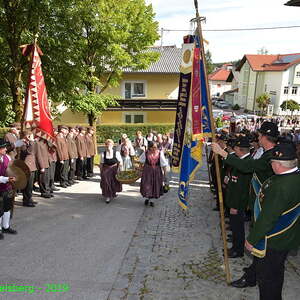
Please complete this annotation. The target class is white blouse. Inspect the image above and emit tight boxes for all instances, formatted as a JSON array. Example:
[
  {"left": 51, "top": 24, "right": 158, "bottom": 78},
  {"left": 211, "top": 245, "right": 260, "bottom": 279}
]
[
  {"left": 139, "top": 151, "right": 168, "bottom": 168},
  {"left": 100, "top": 150, "right": 123, "bottom": 165}
]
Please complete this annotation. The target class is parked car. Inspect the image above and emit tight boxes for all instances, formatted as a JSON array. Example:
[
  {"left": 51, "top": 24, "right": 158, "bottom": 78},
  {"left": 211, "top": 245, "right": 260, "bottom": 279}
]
[{"left": 216, "top": 101, "right": 229, "bottom": 109}]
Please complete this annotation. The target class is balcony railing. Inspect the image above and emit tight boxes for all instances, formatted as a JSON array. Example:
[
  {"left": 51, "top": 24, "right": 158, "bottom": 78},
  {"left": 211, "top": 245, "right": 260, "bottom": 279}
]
[{"left": 107, "top": 99, "right": 178, "bottom": 111}]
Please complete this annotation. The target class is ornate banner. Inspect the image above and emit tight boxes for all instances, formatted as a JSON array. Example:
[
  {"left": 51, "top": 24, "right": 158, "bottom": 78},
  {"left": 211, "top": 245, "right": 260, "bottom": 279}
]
[
  {"left": 172, "top": 37, "right": 194, "bottom": 169},
  {"left": 22, "top": 44, "right": 55, "bottom": 145}
]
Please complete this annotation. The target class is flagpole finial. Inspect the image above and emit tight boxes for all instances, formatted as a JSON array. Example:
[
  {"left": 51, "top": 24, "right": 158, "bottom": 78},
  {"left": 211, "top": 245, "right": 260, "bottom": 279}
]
[
  {"left": 34, "top": 33, "right": 39, "bottom": 45},
  {"left": 194, "top": 0, "right": 198, "bottom": 10}
]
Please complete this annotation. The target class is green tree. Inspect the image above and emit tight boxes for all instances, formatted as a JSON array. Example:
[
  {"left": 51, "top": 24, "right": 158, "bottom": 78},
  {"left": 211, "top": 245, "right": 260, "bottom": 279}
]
[
  {"left": 257, "top": 47, "right": 269, "bottom": 55},
  {"left": 256, "top": 93, "right": 271, "bottom": 115},
  {"left": 205, "top": 49, "right": 214, "bottom": 74},
  {"left": 0, "top": 0, "right": 159, "bottom": 125},
  {"left": 40, "top": 0, "right": 160, "bottom": 126},
  {"left": 280, "top": 100, "right": 300, "bottom": 115},
  {"left": 0, "top": 0, "right": 73, "bottom": 122}
]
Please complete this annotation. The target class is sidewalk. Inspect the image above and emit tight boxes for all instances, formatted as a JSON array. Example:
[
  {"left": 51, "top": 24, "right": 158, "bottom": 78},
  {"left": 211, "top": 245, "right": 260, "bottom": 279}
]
[{"left": 108, "top": 162, "right": 300, "bottom": 300}]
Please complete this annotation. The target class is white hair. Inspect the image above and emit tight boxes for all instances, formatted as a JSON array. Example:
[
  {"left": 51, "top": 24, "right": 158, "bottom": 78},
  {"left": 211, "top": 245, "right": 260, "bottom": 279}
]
[{"left": 273, "top": 159, "right": 298, "bottom": 168}]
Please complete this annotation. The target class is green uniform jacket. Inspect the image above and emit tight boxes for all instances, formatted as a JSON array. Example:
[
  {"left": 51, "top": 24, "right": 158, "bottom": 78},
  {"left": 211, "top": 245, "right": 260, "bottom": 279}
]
[
  {"left": 225, "top": 148, "right": 274, "bottom": 210},
  {"left": 247, "top": 170, "right": 300, "bottom": 251},
  {"left": 225, "top": 155, "right": 253, "bottom": 211}
]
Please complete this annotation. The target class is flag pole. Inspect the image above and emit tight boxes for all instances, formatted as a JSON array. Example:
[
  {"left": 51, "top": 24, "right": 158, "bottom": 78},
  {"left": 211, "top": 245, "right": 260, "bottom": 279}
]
[{"left": 193, "top": 0, "right": 231, "bottom": 284}]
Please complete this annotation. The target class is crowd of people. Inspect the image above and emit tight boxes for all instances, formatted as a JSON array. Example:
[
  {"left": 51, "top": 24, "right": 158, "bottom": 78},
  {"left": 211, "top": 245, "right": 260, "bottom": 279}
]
[
  {"left": 209, "top": 121, "right": 300, "bottom": 300},
  {"left": 0, "top": 123, "right": 97, "bottom": 240},
  {"left": 99, "top": 130, "right": 173, "bottom": 205},
  {"left": 0, "top": 119, "right": 299, "bottom": 300},
  {"left": 0, "top": 125, "right": 174, "bottom": 239}
]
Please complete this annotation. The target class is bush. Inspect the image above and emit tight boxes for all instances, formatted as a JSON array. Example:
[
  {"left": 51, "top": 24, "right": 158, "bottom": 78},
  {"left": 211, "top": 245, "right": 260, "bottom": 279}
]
[
  {"left": 232, "top": 104, "right": 240, "bottom": 110},
  {"left": 244, "top": 109, "right": 249, "bottom": 113},
  {"left": 0, "top": 128, "right": 8, "bottom": 138},
  {"left": 96, "top": 123, "right": 174, "bottom": 143}
]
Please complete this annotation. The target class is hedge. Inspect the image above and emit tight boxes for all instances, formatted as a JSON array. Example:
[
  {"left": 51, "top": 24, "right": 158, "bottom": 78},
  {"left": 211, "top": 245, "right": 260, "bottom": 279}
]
[
  {"left": 0, "top": 124, "right": 175, "bottom": 143},
  {"left": 96, "top": 123, "right": 174, "bottom": 143}
]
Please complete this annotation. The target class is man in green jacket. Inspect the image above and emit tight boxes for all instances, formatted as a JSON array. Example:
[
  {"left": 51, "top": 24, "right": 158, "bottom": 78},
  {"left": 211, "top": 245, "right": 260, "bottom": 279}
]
[
  {"left": 245, "top": 142, "right": 300, "bottom": 300},
  {"left": 212, "top": 122, "right": 279, "bottom": 288},
  {"left": 225, "top": 136, "right": 252, "bottom": 258}
]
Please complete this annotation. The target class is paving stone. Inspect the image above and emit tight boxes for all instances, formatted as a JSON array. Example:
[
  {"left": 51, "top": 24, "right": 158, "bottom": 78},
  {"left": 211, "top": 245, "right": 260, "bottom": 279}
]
[{"left": 108, "top": 158, "right": 300, "bottom": 300}]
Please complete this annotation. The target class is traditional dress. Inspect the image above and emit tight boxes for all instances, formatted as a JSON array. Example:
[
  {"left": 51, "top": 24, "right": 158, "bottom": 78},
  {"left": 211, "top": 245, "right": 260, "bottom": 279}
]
[
  {"left": 100, "top": 150, "right": 122, "bottom": 200},
  {"left": 0, "top": 154, "right": 16, "bottom": 237},
  {"left": 120, "top": 143, "right": 135, "bottom": 171},
  {"left": 139, "top": 150, "right": 168, "bottom": 200},
  {"left": 134, "top": 136, "right": 147, "bottom": 157}
]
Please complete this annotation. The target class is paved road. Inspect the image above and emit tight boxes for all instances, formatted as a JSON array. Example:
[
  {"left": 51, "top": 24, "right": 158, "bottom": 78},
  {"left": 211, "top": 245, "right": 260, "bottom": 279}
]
[
  {"left": 0, "top": 170, "right": 145, "bottom": 300},
  {"left": 0, "top": 164, "right": 299, "bottom": 300}
]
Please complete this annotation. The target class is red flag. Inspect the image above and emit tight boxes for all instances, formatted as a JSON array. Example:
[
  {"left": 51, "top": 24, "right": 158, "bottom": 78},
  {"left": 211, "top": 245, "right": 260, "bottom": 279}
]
[{"left": 22, "top": 44, "right": 55, "bottom": 145}]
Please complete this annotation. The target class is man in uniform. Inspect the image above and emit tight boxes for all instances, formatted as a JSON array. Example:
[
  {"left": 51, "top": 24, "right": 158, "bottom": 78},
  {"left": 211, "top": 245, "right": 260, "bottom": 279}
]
[
  {"left": 20, "top": 130, "right": 38, "bottom": 207},
  {"left": 86, "top": 127, "right": 96, "bottom": 177},
  {"left": 0, "top": 138, "right": 17, "bottom": 239},
  {"left": 245, "top": 142, "right": 300, "bottom": 300},
  {"left": 212, "top": 121, "right": 279, "bottom": 288},
  {"left": 4, "top": 123, "right": 20, "bottom": 159},
  {"left": 56, "top": 126, "right": 70, "bottom": 188},
  {"left": 76, "top": 126, "right": 88, "bottom": 180},
  {"left": 225, "top": 136, "right": 252, "bottom": 258},
  {"left": 66, "top": 127, "right": 78, "bottom": 185},
  {"left": 36, "top": 137, "right": 51, "bottom": 198}
]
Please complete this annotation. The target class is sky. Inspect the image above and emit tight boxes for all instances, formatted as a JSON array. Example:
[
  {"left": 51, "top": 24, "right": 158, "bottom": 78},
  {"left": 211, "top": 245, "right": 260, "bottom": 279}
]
[{"left": 147, "top": 0, "right": 300, "bottom": 63}]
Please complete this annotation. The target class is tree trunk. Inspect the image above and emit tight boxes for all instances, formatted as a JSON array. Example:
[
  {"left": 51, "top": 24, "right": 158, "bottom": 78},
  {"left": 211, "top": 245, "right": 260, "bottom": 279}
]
[
  {"left": 88, "top": 112, "right": 98, "bottom": 155},
  {"left": 10, "top": 72, "right": 24, "bottom": 122}
]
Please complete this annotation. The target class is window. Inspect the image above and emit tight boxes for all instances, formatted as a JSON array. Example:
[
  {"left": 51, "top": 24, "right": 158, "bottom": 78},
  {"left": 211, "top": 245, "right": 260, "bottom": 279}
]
[
  {"left": 124, "top": 81, "right": 146, "bottom": 99},
  {"left": 296, "top": 72, "right": 300, "bottom": 78},
  {"left": 124, "top": 114, "right": 145, "bottom": 123},
  {"left": 292, "top": 86, "right": 298, "bottom": 95},
  {"left": 284, "top": 86, "right": 289, "bottom": 94}
]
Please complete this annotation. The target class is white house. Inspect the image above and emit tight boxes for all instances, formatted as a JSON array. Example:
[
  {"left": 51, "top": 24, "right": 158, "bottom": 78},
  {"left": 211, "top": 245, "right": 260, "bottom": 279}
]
[
  {"left": 208, "top": 64, "right": 233, "bottom": 97},
  {"left": 234, "top": 54, "right": 300, "bottom": 115}
]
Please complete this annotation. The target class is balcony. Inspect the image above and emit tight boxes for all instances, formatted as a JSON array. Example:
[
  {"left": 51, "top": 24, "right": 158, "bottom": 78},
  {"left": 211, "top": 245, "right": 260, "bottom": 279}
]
[{"left": 107, "top": 99, "right": 178, "bottom": 111}]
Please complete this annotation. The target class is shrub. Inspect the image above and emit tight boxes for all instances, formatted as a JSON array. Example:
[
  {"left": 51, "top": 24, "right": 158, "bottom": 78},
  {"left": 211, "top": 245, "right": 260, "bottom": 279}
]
[
  {"left": 96, "top": 123, "right": 174, "bottom": 143},
  {"left": 244, "top": 109, "right": 249, "bottom": 113},
  {"left": 0, "top": 128, "right": 8, "bottom": 138},
  {"left": 232, "top": 104, "right": 240, "bottom": 110}
]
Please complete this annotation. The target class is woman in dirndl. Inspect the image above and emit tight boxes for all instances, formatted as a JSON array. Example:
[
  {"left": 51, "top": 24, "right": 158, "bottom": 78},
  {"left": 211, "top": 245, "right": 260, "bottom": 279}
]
[
  {"left": 139, "top": 141, "right": 168, "bottom": 207},
  {"left": 100, "top": 139, "right": 123, "bottom": 204}
]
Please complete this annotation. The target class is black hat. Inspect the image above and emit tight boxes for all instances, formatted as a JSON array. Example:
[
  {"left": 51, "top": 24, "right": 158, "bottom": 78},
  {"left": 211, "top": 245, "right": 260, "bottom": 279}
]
[
  {"left": 248, "top": 132, "right": 259, "bottom": 143},
  {"left": 258, "top": 122, "right": 279, "bottom": 138},
  {"left": 0, "top": 138, "right": 7, "bottom": 148},
  {"left": 234, "top": 136, "right": 250, "bottom": 148},
  {"left": 217, "top": 134, "right": 228, "bottom": 141},
  {"left": 271, "top": 143, "right": 297, "bottom": 161},
  {"left": 227, "top": 137, "right": 237, "bottom": 148}
]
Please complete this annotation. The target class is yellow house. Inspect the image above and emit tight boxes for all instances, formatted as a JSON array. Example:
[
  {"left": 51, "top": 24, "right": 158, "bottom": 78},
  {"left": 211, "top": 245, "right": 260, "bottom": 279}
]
[{"left": 57, "top": 46, "right": 182, "bottom": 125}]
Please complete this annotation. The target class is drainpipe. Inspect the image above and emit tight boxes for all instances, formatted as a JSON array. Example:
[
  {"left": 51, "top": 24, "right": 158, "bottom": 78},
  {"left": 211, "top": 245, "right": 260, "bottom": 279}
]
[{"left": 253, "top": 72, "right": 259, "bottom": 113}]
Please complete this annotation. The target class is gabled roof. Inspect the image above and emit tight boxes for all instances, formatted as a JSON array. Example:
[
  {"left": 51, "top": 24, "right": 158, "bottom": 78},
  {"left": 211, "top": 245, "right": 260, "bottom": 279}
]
[
  {"left": 236, "top": 53, "right": 300, "bottom": 72},
  {"left": 285, "top": 0, "right": 300, "bottom": 6},
  {"left": 123, "top": 46, "right": 182, "bottom": 74},
  {"left": 208, "top": 68, "right": 231, "bottom": 81}
]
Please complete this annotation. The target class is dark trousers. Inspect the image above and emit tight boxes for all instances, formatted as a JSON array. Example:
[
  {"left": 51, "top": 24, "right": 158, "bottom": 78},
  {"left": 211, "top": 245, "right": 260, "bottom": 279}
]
[
  {"left": 22, "top": 171, "right": 35, "bottom": 205},
  {"left": 86, "top": 156, "right": 94, "bottom": 176},
  {"left": 68, "top": 159, "right": 76, "bottom": 182},
  {"left": 48, "top": 161, "right": 56, "bottom": 191},
  {"left": 0, "top": 191, "right": 14, "bottom": 216},
  {"left": 229, "top": 210, "right": 245, "bottom": 255},
  {"left": 38, "top": 168, "right": 50, "bottom": 195},
  {"left": 256, "top": 248, "right": 289, "bottom": 300},
  {"left": 58, "top": 160, "right": 69, "bottom": 185},
  {"left": 76, "top": 158, "right": 87, "bottom": 179}
]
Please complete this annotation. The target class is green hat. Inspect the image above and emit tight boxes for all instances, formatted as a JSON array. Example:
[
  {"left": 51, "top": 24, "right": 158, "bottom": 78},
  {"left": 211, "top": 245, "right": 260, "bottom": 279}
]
[{"left": 271, "top": 143, "right": 297, "bottom": 161}]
